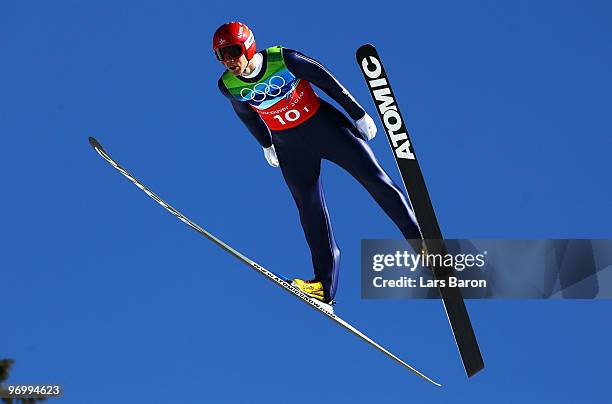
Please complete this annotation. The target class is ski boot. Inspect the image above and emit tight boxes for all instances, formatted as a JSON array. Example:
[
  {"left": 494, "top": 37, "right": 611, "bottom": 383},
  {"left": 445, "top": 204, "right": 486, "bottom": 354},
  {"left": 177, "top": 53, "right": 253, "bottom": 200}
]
[
  {"left": 291, "top": 279, "right": 335, "bottom": 313},
  {"left": 291, "top": 279, "right": 325, "bottom": 301}
]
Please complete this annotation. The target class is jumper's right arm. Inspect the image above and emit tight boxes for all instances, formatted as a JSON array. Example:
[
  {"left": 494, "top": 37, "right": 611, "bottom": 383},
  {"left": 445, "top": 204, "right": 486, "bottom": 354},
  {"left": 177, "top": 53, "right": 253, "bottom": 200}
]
[{"left": 218, "top": 78, "right": 273, "bottom": 148}]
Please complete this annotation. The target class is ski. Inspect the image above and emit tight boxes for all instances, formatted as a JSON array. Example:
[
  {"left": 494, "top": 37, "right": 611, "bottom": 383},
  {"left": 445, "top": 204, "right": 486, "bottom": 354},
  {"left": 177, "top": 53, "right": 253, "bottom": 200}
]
[
  {"left": 88, "top": 136, "right": 441, "bottom": 386},
  {"left": 356, "top": 44, "right": 485, "bottom": 377}
]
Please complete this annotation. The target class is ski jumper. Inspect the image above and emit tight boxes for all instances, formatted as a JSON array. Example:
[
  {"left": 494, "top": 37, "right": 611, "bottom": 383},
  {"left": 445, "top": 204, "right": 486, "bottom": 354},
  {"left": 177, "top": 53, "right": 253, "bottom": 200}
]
[{"left": 219, "top": 46, "right": 421, "bottom": 301}]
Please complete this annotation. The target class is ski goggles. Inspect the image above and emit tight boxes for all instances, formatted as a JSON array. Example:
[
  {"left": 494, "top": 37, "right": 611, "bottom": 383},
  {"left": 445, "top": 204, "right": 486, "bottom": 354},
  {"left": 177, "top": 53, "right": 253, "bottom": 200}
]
[{"left": 214, "top": 44, "right": 245, "bottom": 61}]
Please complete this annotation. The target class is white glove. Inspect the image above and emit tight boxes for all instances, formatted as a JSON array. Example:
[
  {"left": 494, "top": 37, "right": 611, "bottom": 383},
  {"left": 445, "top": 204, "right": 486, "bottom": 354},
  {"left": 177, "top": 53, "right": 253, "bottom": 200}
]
[
  {"left": 263, "top": 145, "right": 279, "bottom": 167},
  {"left": 355, "top": 113, "right": 377, "bottom": 141}
]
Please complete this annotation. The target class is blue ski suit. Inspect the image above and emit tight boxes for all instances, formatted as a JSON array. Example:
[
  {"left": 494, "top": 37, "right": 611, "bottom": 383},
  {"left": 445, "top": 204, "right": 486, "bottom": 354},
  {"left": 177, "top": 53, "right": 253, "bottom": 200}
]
[{"left": 219, "top": 47, "right": 421, "bottom": 301}]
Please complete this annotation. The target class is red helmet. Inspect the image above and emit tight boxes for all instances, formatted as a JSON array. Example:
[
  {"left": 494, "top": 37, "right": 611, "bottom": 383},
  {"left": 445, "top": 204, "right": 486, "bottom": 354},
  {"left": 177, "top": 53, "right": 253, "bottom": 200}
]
[{"left": 212, "top": 22, "right": 256, "bottom": 61}]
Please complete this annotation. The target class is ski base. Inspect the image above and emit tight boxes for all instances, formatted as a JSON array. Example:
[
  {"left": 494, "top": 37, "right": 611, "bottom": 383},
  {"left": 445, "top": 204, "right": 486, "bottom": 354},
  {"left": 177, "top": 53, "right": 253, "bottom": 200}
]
[
  {"left": 89, "top": 137, "right": 441, "bottom": 387},
  {"left": 355, "top": 44, "right": 484, "bottom": 377}
]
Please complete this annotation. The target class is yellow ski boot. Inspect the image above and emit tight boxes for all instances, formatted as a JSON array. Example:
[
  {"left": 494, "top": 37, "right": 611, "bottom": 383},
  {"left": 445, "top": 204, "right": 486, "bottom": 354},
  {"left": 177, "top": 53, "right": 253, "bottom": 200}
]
[
  {"left": 291, "top": 278, "right": 335, "bottom": 314},
  {"left": 291, "top": 279, "right": 326, "bottom": 302}
]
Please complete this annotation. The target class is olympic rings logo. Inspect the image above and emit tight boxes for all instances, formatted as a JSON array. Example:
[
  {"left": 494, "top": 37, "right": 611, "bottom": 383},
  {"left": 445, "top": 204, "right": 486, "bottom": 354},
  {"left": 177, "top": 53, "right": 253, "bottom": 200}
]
[{"left": 240, "top": 75, "right": 286, "bottom": 102}]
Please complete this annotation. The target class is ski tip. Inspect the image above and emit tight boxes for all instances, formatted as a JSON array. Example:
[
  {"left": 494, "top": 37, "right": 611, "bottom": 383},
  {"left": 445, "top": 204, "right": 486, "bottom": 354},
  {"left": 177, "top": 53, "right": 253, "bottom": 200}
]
[
  {"left": 357, "top": 43, "right": 375, "bottom": 53},
  {"left": 88, "top": 136, "right": 100, "bottom": 149}
]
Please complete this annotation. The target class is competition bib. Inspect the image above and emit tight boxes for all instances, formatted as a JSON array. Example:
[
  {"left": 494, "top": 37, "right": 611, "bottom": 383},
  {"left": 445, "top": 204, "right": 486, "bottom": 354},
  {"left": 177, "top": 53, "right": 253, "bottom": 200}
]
[{"left": 221, "top": 46, "right": 321, "bottom": 131}]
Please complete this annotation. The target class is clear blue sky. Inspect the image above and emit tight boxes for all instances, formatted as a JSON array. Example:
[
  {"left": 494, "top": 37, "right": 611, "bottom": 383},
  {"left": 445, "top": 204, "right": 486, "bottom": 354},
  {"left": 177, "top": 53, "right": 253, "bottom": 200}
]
[{"left": 1, "top": 1, "right": 611, "bottom": 402}]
